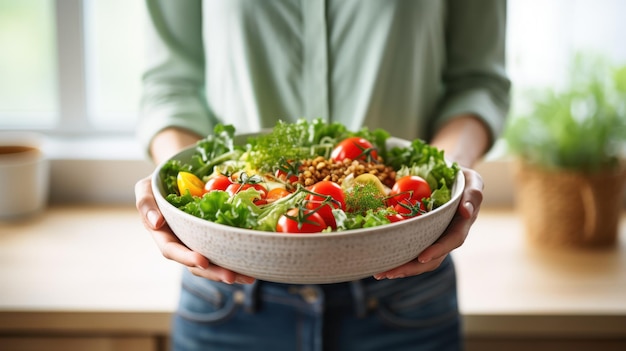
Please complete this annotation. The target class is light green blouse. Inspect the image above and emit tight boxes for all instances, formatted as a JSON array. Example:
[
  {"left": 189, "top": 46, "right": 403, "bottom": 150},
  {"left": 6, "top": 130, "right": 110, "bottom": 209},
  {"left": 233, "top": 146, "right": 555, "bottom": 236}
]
[{"left": 138, "top": 0, "right": 510, "bottom": 152}]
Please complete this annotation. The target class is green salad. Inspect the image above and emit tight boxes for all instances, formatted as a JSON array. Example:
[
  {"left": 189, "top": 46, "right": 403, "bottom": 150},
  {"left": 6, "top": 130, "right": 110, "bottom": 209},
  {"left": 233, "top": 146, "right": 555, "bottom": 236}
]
[{"left": 160, "top": 119, "right": 460, "bottom": 233}]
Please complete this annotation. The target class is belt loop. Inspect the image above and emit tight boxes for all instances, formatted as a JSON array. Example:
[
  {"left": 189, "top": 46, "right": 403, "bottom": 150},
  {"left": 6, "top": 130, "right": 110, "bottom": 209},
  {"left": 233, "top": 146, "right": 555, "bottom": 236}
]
[
  {"left": 350, "top": 280, "right": 367, "bottom": 318},
  {"left": 242, "top": 280, "right": 261, "bottom": 314}
]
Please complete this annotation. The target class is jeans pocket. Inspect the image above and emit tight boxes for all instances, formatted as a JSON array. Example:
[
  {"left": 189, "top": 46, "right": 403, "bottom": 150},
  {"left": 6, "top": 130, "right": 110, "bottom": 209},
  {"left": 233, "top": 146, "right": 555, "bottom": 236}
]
[
  {"left": 176, "top": 274, "right": 241, "bottom": 325},
  {"left": 375, "top": 266, "right": 459, "bottom": 329}
]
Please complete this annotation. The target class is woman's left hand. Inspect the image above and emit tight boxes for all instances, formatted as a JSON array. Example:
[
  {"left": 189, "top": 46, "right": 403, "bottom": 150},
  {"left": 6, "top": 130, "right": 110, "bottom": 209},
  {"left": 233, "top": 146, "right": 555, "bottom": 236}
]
[{"left": 373, "top": 167, "right": 483, "bottom": 279}]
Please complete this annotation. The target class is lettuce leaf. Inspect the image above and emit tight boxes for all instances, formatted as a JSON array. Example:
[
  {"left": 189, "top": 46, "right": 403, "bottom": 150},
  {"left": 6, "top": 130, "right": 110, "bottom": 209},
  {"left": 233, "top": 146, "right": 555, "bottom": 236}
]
[
  {"left": 388, "top": 139, "right": 460, "bottom": 208},
  {"left": 166, "top": 189, "right": 260, "bottom": 229}
]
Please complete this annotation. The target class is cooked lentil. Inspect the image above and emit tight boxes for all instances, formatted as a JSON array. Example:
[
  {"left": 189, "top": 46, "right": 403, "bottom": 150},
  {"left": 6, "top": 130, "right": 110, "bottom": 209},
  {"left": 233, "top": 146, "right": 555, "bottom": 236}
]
[{"left": 296, "top": 156, "right": 396, "bottom": 188}]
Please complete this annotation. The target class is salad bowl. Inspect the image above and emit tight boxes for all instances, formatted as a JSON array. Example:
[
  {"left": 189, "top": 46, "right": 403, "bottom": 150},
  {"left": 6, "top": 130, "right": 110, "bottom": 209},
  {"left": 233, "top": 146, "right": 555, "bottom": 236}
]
[{"left": 152, "top": 135, "right": 464, "bottom": 284}]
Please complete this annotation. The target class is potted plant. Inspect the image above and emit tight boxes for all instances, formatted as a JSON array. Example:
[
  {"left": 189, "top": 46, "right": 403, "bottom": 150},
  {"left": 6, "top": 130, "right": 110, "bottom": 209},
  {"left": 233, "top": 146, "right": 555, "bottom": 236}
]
[{"left": 504, "top": 54, "right": 626, "bottom": 248}]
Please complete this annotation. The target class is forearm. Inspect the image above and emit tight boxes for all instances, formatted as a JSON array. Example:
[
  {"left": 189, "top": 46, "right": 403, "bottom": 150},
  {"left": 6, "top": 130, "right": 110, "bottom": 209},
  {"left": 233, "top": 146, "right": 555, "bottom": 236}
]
[
  {"left": 430, "top": 114, "right": 490, "bottom": 168},
  {"left": 150, "top": 127, "right": 203, "bottom": 165},
  {"left": 432, "top": 0, "right": 510, "bottom": 156},
  {"left": 139, "top": 0, "right": 212, "bottom": 157}
]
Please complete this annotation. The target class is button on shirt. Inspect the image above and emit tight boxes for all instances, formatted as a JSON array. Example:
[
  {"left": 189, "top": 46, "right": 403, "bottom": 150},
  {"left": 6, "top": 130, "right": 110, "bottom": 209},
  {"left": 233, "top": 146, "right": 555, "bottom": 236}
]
[{"left": 139, "top": 0, "right": 510, "bottom": 150}]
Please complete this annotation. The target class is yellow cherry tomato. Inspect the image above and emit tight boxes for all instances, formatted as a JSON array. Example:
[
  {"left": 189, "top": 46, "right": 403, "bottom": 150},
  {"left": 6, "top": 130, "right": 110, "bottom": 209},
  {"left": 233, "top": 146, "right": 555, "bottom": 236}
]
[
  {"left": 177, "top": 172, "right": 205, "bottom": 197},
  {"left": 266, "top": 187, "right": 291, "bottom": 203},
  {"left": 353, "top": 174, "right": 386, "bottom": 195}
]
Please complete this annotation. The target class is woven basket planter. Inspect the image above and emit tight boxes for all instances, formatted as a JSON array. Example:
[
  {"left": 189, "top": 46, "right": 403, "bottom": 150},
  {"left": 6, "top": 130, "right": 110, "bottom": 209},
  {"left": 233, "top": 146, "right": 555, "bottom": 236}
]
[{"left": 513, "top": 160, "right": 626, "bottom": 248}]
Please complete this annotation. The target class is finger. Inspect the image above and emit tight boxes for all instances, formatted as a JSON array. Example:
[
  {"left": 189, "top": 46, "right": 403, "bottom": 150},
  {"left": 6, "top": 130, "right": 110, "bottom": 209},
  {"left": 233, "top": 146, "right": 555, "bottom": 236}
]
[
  {"left": 374, "top": 168, "right": 485, "bottom": 279},
  {"left": 150, "top": 224, "right": 256, "bottom": 284},
  {"left": 373, "top": 255, "right": 447, "bottom": 279},
  {"left": 149, "top": 223, "right": 210, "bottom": 268},
  {"left": 418, "top": 212, "right": 470, "bottom": 263},
  {"left": 188, "top": 266, "right": 256, "bottom": 285},
  {"left": 418, "top": 170, "right": 483, "bottom": 263},
  {"left": 135, "top": 176, "right": 165, "bottom": 230},
  {"left": 458, "top": 168, "right": 484, "bottom": 219}
]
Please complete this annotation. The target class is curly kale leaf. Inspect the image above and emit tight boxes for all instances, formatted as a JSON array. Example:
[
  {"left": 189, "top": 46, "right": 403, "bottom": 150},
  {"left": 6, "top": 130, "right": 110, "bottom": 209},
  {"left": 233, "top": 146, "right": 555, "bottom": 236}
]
[
  {"left": 191, "top": 124, "right": 243, "bottom": 177},
  {"left": 388, "top": 139, "right": 460, "bottom": 208}
]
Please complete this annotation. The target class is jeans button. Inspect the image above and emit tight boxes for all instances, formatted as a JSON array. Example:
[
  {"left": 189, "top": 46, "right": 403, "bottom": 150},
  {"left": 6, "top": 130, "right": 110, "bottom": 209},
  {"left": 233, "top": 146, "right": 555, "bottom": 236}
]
[
  {"left": 300, "top": 286, "right": 320, "bottom": 304},
  {"left": 289, "top": 286, "right": 320, "bottom": 304}
]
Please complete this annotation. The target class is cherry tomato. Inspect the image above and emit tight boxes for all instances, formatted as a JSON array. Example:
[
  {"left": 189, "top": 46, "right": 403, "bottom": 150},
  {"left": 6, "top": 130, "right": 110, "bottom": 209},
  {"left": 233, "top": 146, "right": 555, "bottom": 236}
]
[
  {"left": 330, "top": 137, "right": 378, "bottom": 162},
  {"left": 226, "top": 183, "right": 268, "bottom": 199},
  {"left": 387, "top": 175, "right": 431, "bottom": 208},
  {"left": 276, "top": 208, "right": 327, "bottom": 233},
  {"left": 386, "top": 212, "right": 405, "bottom": 223},
  {"left": 305, "top": 181, "right": 346, "bottom": 229},
  {"left": 393, "top": 200, "right": 424, "bottom": 218},
  {"left": 266, "top": 188, "right": 291, "bottom": 203},
  {"left": 275, "top": 169, "right": 299, "bottom": 184},
  {"left": 204, "top": 175, "right": 232, "bottom": 192},
  {"left": 177, "top": 172, "right": 205, "bottom": 197}
]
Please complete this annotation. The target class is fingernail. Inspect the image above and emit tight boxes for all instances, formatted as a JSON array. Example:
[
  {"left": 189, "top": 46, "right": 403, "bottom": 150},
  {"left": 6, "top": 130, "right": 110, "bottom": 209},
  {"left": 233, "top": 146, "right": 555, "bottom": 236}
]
[
  {"left": 235, "top": 277, "right": 255, "bottom": 284},
  {"left": 464, "top": 201, "right": 474, "bottom": 216},
  {"left": 419, "top": 256, "right": 431, "bottom": 264},
  {"left": 221, "top": 277, "right": 235, "bottom": 284},
  {"left": 147, "top": 210, "right": 160, "bottom": 228}
]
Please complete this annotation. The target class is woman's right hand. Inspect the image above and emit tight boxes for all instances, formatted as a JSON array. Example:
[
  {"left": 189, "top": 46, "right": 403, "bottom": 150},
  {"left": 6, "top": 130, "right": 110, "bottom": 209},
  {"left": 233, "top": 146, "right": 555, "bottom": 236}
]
[
  {"left": 135, "top": 128, "right": 255, "bottom": 284},
  {"left": 134, "top": 176, "right": 253, "bottom": 284}
]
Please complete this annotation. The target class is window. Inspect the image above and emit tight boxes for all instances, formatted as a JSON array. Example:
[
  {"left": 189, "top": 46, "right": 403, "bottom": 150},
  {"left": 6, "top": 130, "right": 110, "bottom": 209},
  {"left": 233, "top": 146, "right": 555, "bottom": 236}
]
[
  {"left": 1, "top": 0, "right": 624, "bottom": 136},
  {"left": 506, "top": 0, "right": 626, "bottom": 117},
  {"left": 1, "top": 0, "right": 624, "bottom": 204},
  {"left": 84, "top": 0, "right": 145, "bottom": 130},
  {"left": 0, "top": 0, "right": 144, "bottom": 135},
  {"left": 0, "top": 0, "right": 57, "bottom": 128}
]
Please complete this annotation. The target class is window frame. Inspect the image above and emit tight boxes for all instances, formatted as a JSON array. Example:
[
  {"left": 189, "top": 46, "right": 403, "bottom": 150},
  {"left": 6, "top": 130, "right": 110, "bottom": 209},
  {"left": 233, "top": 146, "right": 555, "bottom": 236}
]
[
  {"left": 0, "top": 0, "right": 137, "bottom": 138},
  {"left": 4, "top": 0, "right": 624, "bottom": 206},
  {"left": 55, "top": 0, "right": 89, "bottom": 135}
]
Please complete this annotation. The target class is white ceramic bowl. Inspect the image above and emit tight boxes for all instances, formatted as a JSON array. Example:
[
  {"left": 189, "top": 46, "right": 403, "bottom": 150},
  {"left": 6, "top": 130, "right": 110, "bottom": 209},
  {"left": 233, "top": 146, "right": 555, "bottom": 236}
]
[{"left": 152, "top": 137, "right": 464, "bottom": 284}]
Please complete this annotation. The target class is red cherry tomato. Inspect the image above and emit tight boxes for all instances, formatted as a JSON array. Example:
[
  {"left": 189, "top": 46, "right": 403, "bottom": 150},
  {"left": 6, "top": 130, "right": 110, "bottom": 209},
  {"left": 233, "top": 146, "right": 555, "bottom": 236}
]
[
  {"left": 386, "top": 212, "right": 406, "bottom": 223},
  {"left": 204, "top": 175, "right": 232, "bottom": 192},
  {"left": 276, "top": 208, "right": 327, "bottom": 233},
  {"left": 275, "top": 169, "right": 299, "bottom": 184},
  {"left": 387, "top": 175, "right": 431, "bottom": 208},
  {"left": 393, "top": 199, "right": 424, "bottom": 218},
  {"left": 305, "top": 181, "right": 346, "bottom": 229},
  {"left": 330, "top": 137, "right": 378, "bottom": 162}
]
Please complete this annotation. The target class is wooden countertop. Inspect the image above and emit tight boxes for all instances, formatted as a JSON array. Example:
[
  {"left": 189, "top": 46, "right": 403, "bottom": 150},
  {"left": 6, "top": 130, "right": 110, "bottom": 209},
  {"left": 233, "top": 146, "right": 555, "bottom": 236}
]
[
  {"left": 454, "top": 209, "right": 626, "bottom": 337},
  {"left": 0, "top": 206, "right": 181, "bottom": 334},
  {"left": 1, "top": 206, "right": 625, "bottom": 337}
]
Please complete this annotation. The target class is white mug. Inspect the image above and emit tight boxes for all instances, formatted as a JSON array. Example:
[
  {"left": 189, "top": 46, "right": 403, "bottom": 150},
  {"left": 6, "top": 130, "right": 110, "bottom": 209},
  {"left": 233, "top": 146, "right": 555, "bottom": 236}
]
[{"left": 0, "top": 132, "right": 50, "bottom": 220}]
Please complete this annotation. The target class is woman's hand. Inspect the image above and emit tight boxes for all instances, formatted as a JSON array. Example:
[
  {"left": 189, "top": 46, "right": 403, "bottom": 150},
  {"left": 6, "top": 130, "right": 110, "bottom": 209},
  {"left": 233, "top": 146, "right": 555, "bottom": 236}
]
[
  {"left": 136, "top": 127, "right": 255, "bottom": 284},
  {"left": 374, "top": 114, "right": 489, "bottom": 279},
  {"left": 373, "top": 167, "right": 483, "bottom": 279},
  {"left": 135, "top": 176, "right": 256, "bottom": 284}
]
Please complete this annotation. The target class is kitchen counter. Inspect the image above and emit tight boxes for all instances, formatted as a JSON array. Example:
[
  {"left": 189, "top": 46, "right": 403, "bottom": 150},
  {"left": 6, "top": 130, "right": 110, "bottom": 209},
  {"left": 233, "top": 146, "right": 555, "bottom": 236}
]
[
  {"left": 1, "top": 206, "right": 625, "bottom": 351},
  {"left": 455, "top": 209, "right": 626, "bottom": 350}
]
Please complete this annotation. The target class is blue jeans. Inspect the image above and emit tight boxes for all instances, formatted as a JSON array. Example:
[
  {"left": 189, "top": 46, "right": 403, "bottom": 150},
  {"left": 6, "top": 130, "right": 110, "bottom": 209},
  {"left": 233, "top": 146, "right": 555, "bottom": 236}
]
[{"left": 172, "top": 256, "right": 461, "bottom": 351}]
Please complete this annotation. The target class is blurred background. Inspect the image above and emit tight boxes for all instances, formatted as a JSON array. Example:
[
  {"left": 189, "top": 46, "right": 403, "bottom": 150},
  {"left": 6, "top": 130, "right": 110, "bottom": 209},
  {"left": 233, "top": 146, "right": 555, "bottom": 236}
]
[
  {"left": 1, "top": 0, "right": 625, "bottom": 139},
  {"left": 1, "top": 0, "right": 625, "bottom": 203},
  {"left": 0, "top": 2, "right": 625, "bottom": 351}
]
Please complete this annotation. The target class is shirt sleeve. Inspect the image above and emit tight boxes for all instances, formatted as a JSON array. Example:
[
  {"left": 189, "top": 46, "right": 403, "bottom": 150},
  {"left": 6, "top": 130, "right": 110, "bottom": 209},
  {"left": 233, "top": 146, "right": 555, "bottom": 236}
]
[
  {"left": 432, "top": 0, "right": 511, "bottom": 146},
  {"left": 137, "top": 0, "right": 216, "bottom": 154}
]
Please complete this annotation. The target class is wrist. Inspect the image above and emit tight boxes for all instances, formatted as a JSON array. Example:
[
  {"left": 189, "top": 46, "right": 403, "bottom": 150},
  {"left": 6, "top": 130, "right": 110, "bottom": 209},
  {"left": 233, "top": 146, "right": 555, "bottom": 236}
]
[
  {"left": 430, "top": 115, "right": 490, "bottom": 168},
  {"left": 150, "top": 127, "right": 203, "bottom": 164}
]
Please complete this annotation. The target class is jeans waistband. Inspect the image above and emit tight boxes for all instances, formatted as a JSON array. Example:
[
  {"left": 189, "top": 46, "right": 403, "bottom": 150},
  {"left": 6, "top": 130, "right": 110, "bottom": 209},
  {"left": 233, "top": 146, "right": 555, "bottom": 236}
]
[{"left": 239, "top": 255, "right": 454, "bottom": 317}]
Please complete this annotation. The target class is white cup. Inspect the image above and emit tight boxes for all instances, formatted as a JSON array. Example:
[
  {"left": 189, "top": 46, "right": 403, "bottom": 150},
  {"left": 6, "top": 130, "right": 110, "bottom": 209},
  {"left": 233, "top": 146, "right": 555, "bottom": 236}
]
[{"left": 0, "top": 132, "right": 50, "bottom": 220}]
